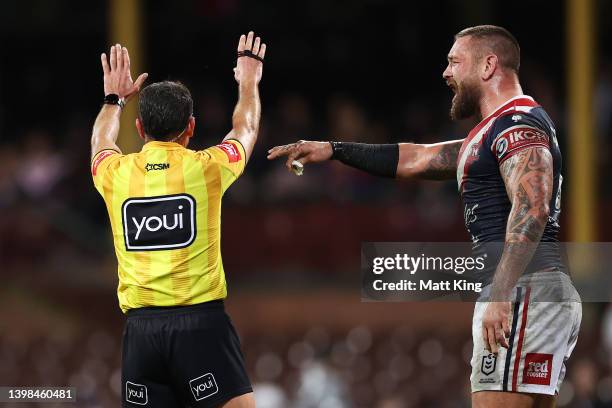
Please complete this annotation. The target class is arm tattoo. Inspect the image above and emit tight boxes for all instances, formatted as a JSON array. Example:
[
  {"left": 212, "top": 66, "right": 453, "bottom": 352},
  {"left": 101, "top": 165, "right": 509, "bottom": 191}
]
[
  {"left": 490, "top": 146, "right": 553, "bottom": 301},
  {"left": 421, "top": 142, "right": 462, "bottom": 180}
]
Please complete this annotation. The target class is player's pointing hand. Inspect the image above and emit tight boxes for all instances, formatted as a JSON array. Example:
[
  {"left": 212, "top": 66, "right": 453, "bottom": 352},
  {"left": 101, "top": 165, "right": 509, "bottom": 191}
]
[
  {"left": 267, "top": 140, "right": 333, "bottom": 173},
  {"left": 101, "top": 44, "right": 148, "bottom": 102}
]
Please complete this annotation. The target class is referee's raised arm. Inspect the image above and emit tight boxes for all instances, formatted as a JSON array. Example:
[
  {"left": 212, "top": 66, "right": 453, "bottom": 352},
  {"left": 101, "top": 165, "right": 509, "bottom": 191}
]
[
  {"left": 91, "top": 44, "right": 147, "bottom": 161},
  {"left": 223, "top": 31, "right": 267, "bottom": 163}
]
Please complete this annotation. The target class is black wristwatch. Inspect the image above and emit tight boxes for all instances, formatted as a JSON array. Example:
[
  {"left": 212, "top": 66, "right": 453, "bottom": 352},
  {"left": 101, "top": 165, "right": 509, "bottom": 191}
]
[{"left": 103, "top": 93, "right": 126, "bottom": 109}]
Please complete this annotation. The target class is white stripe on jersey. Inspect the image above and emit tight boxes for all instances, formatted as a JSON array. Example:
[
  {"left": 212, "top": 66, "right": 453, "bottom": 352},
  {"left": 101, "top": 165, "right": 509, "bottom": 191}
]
[{"left": 456, "top": 119, "right": 496, "bottom": 189}]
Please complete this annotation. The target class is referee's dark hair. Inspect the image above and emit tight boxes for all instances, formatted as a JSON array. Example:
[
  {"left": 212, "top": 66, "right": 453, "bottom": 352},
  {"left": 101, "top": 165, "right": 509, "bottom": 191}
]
[
  {"left": 138, "top": 81, "right": 194, "bottom": 141},
  {"left": 455, "top": 25, "right": 521, "bottom": 73}
]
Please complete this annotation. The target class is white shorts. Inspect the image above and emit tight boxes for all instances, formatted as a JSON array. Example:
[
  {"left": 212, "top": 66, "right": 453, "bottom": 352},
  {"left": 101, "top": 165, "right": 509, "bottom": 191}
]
[{"left": 470, "top": 273, "right": 582, "bottom": 395}]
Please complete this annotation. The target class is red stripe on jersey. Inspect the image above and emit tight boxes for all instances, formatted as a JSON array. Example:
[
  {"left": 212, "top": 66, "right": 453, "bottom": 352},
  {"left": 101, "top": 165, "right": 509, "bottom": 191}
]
[
  {"left": 497, "top": 142, "right": 550, "bottom": 166},
  {"left": 92, "top": 150, "right": 118, "bottom": 176}
]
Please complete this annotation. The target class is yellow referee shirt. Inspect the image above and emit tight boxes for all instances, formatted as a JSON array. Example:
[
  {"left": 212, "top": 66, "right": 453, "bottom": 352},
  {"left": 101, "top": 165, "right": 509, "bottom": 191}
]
[{"left": 91, "top": 139, "right": 245, "bottom": 313}]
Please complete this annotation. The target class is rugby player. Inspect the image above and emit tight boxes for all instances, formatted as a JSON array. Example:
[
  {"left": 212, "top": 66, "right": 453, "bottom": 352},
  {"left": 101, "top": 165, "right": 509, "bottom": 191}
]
[
  {"left": 90, "top": 32, "right": 266, "bottom": 408},
  {"left": 267, "top": 25, "right": 581, "bottom": 408}
]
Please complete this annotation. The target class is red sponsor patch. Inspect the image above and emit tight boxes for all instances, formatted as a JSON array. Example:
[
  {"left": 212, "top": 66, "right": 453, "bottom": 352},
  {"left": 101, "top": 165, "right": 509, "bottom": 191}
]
[
  {"left": 216, "top": 142, "right": 242, "bottom": 163},
  {"left": 92, "top": 150, "right": 116, "bottom": 176},
  {"left": 522, "top": 353, "right": 553, "bottom": 386},
  {"left": 493, "top": 126, "right": 549, "bottom": 164}
]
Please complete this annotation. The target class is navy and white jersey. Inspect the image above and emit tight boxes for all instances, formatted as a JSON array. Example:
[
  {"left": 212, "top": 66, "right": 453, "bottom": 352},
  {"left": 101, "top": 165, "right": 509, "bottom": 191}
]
[{"left": 456, "top": 95, "right": 564, "bottom": 284}]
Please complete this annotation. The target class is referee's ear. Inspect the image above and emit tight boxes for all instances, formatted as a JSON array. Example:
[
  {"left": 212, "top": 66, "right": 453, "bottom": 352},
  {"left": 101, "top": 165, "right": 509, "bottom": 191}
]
[
  {"left": 136, "top": 118, "right": 146, "bottom": 141},
  {"left": 185, "top": 116, "right": 196, "bottom": 140}
]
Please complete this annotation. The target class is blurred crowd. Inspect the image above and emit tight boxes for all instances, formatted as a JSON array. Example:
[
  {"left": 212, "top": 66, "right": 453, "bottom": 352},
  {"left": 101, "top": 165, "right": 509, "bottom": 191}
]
[{"left": 2, "top": 302, "right": 612, "bottom": 408}]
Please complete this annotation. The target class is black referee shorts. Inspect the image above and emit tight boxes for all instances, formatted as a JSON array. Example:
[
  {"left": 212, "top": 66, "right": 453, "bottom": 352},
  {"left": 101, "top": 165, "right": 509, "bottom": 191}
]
[{"left": 121, "top": 300, "right": 252, "bottom": 408}]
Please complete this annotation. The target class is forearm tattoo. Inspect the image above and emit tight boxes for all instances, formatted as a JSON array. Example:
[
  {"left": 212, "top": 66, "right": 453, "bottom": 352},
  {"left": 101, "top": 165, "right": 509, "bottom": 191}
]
[
  {"left": 422, "top": 142, "right": 462, "bottom": 180},
  {"left": 490, "top": 146, "right": 553, "bottom": 300}
]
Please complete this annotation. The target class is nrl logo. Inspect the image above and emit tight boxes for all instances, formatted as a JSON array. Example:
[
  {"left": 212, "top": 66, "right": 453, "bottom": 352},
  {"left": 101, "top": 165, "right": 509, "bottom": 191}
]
[
  {"left": 481, "top": 353, "right": 497, "bottom": 376},
  {"left": 511, "top": 114, "right": 522, "bottom": 122}
]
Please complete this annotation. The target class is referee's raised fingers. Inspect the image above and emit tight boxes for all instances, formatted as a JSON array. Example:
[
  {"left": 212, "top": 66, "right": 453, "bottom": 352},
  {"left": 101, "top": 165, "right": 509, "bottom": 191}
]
[
  {"left": 123, "top": 47, "right": 131, "bottom": 70},
  {"left": 101, "top": 53, "right": 110, "bottom": 75},
  {"left": 245, "top": 31, "right": 254, "bottom": 50},
  {"left": 116, "top": 44, "right": 123, "bottom": 70},
  {"left": 110, "top": 45, "right": 117, "bottom": 70},
  {"left": 252, "top": 36, "right": 261, "bottom": 55},
  {"left": 258, "top": 43, "right": 267, "bottom": 59},
  {"left": 237, "top": 34, "right": 246, "bottom": 52}
]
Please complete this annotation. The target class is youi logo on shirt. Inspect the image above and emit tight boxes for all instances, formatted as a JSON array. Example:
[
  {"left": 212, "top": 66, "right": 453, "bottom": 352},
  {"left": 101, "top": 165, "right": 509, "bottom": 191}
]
[{"left": 122, "top": 194, "right": 196, "bottom": 251}]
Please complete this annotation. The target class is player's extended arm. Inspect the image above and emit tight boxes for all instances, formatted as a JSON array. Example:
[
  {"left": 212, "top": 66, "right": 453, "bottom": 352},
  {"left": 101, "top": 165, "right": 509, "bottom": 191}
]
[
  {"left": 266, "top": 139, "right": 463, "bottom": 180},
  {"left": 223, "top": 31, "right": 266, "bottom": 163},
  {"left": 91, "top": 44, "right": 147, "bottom": 161},
  {"left": 397, "top": 140, "right": 463, "bottom": 180},
  {"left": 482, "top": 145, "right": 553, "bottom": 353}
]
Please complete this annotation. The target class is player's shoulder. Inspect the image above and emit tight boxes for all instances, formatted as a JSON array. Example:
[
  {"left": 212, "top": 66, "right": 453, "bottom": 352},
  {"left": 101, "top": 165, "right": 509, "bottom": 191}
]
[
  {"left": 488, "top": 107, "right": 554, "bottom": 164},
  {"left": 490, "top": 105, "right": 554, "bottom": 137}
]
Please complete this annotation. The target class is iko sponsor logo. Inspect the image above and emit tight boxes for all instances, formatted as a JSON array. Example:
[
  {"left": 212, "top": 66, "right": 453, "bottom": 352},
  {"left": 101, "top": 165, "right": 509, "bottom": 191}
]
[
  {"left": 189, "top": 373, "right": 218, "bottom": 401},
  {"left": 505, "top": 128, "right": 547, "bottom": 144},
  {"left": 145, "top": 162, "right": 170, "bottom": 171},
  {"left": 522, "top": 353, "right": 553, "bottom": 386},
  {"left": 125, "top": 381, "right": 148, "bottom": 405},
  {"left": 122, "top": 194, "right": 196, "bottom": 251}
]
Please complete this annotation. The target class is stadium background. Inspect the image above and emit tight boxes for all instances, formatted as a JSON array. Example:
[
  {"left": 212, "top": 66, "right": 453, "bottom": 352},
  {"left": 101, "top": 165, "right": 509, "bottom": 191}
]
[{"left": 1, "top": 0, "right": 612, "bottom": 407}]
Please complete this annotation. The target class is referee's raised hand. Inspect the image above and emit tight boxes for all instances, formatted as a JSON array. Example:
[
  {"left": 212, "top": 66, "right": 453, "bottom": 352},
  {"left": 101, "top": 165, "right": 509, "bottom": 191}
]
[
  {"left": 234, "top": 31, "right": 266, "bottom": 85},
  {"left": 100, "top": 44, "right": 148, "bottom": 101}
]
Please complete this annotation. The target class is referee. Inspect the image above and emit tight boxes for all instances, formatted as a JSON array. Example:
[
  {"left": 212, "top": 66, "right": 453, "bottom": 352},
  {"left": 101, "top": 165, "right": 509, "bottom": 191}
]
[{"left": 90, "top": 32, "right": 265, "bottom": 408}]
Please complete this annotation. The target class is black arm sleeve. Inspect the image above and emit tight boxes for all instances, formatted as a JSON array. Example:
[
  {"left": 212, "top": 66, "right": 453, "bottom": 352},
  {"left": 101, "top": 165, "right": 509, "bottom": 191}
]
[{"left": 330, "top": 141, "right": 399, "bottom": 178}]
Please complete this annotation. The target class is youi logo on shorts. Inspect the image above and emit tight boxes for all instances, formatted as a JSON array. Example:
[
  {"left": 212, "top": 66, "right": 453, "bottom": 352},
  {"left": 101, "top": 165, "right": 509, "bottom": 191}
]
[
  {"left": 122, "top": 194, "right": 196, "bottom": 251},
  {"left": 189, "top": 373, "right": 219, "bottom": 401},
  {"left": 125, "top": 381, "right": 148, "bottom": 405},
  {"left": 522, "top": 353, "right": 553, "bottom": 386}
]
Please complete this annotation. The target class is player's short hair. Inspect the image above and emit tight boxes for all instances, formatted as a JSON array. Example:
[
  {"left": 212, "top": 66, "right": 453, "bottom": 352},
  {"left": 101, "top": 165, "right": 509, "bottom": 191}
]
[
  {"left": 455, "top": 25, "right": 520, "bottom": 73},
  {"left": 138, "top": 81, "right": 193, "bottom": 141}
]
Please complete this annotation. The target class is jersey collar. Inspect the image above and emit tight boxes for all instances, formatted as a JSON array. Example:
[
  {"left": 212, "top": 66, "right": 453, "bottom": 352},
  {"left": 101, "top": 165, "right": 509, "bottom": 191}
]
[
  {"left": 142, "top": 141, "right": 184, "bottom": 151},
  {"left": 467, "top": 95, "right": 538, "bottom": 140},
  {"left": 482, "top": 94, "right": 537, "bottom": 122}
]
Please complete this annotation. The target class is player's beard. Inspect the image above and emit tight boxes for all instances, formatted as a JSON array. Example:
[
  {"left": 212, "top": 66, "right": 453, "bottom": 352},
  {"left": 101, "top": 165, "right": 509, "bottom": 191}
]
[{"left": 450, "top": 76, "right": 482, "bottom": 121}]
